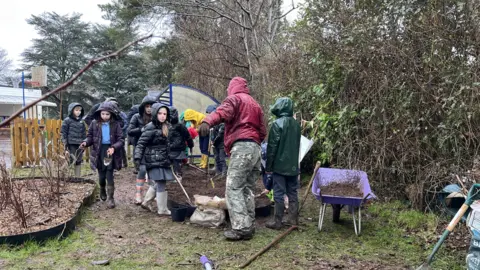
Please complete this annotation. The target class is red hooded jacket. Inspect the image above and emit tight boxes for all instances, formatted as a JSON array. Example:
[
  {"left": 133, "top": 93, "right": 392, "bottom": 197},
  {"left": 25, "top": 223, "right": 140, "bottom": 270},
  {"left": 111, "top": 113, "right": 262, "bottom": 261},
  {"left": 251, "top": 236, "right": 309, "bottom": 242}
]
[{"left": 203, "top": 77, "right": 266, "bottom": 154}]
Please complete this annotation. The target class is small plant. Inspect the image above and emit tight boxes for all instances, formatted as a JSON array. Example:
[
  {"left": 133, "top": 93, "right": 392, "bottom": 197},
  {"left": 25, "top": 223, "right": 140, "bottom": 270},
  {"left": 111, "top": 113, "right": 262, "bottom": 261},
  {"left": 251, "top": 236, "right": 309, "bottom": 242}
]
[{"left": 0, "top": 161, "right": 29, "bottom": 228}]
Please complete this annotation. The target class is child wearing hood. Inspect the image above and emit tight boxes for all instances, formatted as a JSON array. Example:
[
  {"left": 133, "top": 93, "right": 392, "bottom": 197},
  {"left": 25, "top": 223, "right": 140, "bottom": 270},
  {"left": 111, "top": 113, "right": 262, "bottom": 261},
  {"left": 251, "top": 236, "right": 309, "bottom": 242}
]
[
  {"left": 265, "top": 97, "right": 301, "bottom": 230},
  {"left": 127, "top": 95, "right": 158, "bottom": 204},
  {"left": 134, "top": 103, "right": 174, "bottom": 216},
  {"left": 179, "top": 112, "right": 199, "bottom": 161},
  {"left": 183, "top": 109, "right": 209, "bottom": 169},
  {"left": 206, "top": 104, "right": 227, "bottom": 176},
  {"left": 139, "top": 105, "right": 195, "bottom": 211},
  {"left": 61, "top": 102, "right": 87, "bottom": 177},
  {"left": 168, "top": 106, "right": 194, "bottom": 180},
  {"left": 80, "top": 102, "right": 125, "bottom": 209}
]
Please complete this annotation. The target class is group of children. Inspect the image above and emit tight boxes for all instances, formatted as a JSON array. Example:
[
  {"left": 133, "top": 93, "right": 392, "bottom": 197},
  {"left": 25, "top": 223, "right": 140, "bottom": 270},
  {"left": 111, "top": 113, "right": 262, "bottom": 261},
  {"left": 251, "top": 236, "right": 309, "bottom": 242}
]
[
  {"left": 60, "top": 95, "right": 226, "bottom": 214},
  {"left": 61, "top": 101, "right": 125, "bottom": 209},
  {"left": 62, "top": 76, "right": 302, "bottom": 241}
]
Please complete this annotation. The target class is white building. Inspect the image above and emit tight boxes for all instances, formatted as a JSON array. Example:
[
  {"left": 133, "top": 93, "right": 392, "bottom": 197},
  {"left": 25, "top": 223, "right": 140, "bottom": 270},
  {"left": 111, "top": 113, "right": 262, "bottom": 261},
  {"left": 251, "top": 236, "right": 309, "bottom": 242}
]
[{"left": 0, "top": 86, "right": 57, "bottom": 122}]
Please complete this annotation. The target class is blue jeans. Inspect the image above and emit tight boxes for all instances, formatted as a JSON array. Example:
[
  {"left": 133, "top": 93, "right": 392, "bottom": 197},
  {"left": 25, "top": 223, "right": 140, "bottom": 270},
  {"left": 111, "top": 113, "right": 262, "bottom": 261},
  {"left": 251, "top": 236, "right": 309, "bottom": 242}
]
[
  {"left": 214, "top": 147, "right": 227, "bottom": 173},
  {"left": 272, "top": 173, "right": 298, "bottom": 204},
  {"left": 199, "top": 136, "right": 209, "bottom": 155}
]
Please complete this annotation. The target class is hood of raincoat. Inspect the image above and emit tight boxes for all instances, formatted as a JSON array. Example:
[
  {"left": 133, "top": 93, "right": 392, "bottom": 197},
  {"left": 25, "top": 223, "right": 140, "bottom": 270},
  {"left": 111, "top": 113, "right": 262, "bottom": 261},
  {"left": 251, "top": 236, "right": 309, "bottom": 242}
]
[
  {"left": 183, "top": 109, "right": 205, "bottom": 126},
  {"left": 227, "top": 77, "right": 250, "bottom": 96},
  {"left": 270, "top": 97, "right": 294, "bottom": 118}
]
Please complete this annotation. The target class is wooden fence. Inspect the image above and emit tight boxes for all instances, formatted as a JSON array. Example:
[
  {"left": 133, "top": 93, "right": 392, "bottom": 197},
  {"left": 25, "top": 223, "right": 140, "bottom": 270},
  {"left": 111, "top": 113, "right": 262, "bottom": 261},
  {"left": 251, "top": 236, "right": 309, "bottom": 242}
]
[
  {"left": 10, "top": 118, "right": 89, "bottom": 167},
  {"left": 10, "top": 118, "right": 134, "bottom": 168}
]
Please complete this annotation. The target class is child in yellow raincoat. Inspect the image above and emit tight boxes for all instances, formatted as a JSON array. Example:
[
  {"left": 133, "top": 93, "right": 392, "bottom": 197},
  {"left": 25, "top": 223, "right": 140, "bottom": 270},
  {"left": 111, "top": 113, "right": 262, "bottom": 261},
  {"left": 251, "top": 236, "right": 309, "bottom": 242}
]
[{"left": 183, "top": 109, "right": 208, "bottom": 169}]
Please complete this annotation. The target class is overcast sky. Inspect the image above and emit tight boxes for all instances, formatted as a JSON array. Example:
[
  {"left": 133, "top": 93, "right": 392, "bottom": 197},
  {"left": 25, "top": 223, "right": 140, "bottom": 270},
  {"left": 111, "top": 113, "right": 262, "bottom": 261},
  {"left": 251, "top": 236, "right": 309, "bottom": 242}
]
[{"left": 0, "top": 0, "right": 303, "bottom": 69}]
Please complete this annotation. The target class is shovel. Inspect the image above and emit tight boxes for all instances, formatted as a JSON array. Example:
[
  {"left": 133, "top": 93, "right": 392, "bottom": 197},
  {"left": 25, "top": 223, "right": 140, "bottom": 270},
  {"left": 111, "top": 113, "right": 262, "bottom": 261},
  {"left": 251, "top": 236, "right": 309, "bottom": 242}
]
[
  {"left": 171, "top": 166, "right": 194, "bottom": 206},
  {"left": 416, "top": 183, "right": 480, "bottom": 270},
  {"left": 206, "top": 128, "right": 214, "bottom": 188},
  {"left": 189, "top": 148, "right": 194, "bottom": 165}
]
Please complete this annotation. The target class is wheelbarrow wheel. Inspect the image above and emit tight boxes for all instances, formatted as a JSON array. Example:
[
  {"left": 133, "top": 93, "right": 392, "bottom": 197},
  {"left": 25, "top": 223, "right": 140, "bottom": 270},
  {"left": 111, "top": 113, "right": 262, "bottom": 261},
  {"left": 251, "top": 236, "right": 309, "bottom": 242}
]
[{"left": 332, "top": 204, "right": 342, "bottom": 223}]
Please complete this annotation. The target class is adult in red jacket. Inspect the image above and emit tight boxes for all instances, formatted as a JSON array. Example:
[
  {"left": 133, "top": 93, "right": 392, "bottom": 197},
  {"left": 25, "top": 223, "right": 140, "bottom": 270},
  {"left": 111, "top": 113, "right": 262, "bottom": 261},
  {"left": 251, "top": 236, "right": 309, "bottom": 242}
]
[{"left": 199, "top": 77, "right": 266, "bottom": 241}]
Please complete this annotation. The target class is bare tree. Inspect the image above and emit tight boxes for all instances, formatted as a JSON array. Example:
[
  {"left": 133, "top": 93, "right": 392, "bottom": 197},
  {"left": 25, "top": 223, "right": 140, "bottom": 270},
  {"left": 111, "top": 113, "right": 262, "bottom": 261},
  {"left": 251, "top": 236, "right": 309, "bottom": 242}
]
[
  {"left": 0, "top": 48, "right": 13, "bottom": 85},
  {"left": 103, "top": 0, "right": 296, "bottom": 105}
]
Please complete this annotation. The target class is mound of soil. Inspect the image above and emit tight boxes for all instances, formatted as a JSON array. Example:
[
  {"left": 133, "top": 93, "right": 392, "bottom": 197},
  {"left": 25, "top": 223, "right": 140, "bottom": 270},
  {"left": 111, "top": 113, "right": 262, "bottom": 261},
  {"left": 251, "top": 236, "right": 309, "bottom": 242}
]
[
  {"left": 0, "top": 179, "right": 95, "bottom": 236},
  {"left": 166, "top": 166, "right": 272, "bottom": 207},
  {"left": 321, "top": 180, "right": 363, "bottom": 198}
]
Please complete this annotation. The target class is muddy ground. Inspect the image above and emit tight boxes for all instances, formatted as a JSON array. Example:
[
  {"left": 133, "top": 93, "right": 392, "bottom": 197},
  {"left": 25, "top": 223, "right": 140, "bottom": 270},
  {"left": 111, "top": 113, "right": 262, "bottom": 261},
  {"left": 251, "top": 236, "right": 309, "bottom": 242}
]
[
  {"left": 0, "top": 164, "right": 467, "bottom": 269},
  {"left": 166, "top": 166, "right": 272, "bottom": 207},
  {"left": 81, "top": 166, "right": 414, "bottom": 269}
]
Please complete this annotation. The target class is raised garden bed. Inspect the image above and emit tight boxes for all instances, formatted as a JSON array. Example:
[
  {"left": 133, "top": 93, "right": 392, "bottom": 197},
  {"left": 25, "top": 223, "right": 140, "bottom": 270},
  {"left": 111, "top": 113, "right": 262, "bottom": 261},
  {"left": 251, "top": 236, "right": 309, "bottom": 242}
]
[{"left": 0, "top": 177, "right": 96, "bottom": 245}]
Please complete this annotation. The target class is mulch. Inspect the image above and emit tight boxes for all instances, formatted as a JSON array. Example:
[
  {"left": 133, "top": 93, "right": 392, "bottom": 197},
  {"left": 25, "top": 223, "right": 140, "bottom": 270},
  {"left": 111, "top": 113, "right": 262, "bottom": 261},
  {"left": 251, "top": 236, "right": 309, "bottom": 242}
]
[{"left": 0, "top": 179, "right": 95, "bottom": 236}]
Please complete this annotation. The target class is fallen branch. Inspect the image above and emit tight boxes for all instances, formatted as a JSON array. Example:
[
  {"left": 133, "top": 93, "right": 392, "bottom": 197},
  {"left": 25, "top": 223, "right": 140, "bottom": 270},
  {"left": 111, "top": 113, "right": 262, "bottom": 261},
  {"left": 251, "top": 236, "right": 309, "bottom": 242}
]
[
  {"left": 0, "top": 34, "right": 153, "bottom": 128},
  {"left": 239, "top": 225, "right": 298, "bottom": 268}
]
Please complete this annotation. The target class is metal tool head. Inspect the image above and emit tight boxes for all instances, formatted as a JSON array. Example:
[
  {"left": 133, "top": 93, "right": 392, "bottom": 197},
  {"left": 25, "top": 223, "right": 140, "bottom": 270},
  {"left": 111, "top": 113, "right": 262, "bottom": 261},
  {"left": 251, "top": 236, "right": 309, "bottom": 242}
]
[{"left": 103, "top": 155, "right": 112, "bottom": 166}]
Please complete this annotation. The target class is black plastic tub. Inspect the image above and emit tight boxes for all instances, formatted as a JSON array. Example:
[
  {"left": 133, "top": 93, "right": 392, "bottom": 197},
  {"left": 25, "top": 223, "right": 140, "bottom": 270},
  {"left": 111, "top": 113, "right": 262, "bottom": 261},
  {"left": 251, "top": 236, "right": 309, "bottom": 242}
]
[
  {"left": 255, "top": 203, "right": 272, "bottom": 217},
  {"left": 0, "top": 177, "right": 96, "bottom": 245},
  {"left": 171, "top": 205, "right": 188, "bottom": 222},
  {"left": 168, "top": 200, "right": 196, "bottom": 218},
  {"left": 185, "top": 205, "right": 197, "bottom": 218}
]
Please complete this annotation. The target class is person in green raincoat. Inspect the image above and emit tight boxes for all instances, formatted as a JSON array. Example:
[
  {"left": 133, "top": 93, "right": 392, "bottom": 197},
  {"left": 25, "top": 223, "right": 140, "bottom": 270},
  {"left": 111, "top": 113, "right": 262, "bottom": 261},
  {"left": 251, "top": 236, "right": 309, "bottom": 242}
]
[{"left": 265, "top": 97, "right": 301, "bottom": 230}]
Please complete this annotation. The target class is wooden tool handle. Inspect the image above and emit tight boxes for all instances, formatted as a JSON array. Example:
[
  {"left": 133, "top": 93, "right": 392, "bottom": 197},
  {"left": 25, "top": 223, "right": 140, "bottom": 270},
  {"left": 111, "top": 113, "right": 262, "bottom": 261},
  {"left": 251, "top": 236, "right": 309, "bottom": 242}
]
[{"left": 299, "top": 161, "right": 322, "bottom": 214}]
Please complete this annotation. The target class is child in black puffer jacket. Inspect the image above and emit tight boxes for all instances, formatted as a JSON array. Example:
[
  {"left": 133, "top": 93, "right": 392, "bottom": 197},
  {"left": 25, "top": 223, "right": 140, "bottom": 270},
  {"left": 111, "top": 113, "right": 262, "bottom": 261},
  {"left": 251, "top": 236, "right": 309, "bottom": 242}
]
[
  {"left": 128, "top": 95, "right": 158, "bottom": 204},
  {"left": 61, "top": 102, "right": 87, "bottom": 177},
  {"left": 134, "top": 103, "right": 173, "bottom": 216},
  {"left": 168, "top": 106, "right": 194, "bottom": 180}
]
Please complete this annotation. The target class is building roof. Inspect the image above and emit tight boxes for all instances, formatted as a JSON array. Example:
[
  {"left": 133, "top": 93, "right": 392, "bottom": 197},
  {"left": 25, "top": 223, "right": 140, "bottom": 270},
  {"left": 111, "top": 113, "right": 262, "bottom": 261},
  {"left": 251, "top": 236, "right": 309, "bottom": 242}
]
[
  {"left": 1, "top": 96, "right": 57, "bottom": 107},
  {"left": 0, "top": 86, "right": 57, "bottom": 107}
]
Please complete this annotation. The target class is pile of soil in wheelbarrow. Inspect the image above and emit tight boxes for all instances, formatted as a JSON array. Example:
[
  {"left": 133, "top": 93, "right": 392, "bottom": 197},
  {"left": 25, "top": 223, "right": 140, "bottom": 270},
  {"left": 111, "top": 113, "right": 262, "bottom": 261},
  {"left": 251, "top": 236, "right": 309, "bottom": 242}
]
[
  {"left": 0, "top": 178, "right": 95, "bottom": 236},
  {"left": 320, "top": 179, "right": 363, "bottom": 198},
  {"left": 166, "top": 166, "right": 272, "bottom": 207}
]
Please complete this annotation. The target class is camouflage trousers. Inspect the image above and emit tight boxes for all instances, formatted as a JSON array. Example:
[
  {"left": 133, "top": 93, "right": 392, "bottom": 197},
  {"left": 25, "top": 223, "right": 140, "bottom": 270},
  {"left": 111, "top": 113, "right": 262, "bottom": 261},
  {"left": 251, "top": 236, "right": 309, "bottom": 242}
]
[{"left": 226, "top": 141, "right": 261, "bottom": 232}]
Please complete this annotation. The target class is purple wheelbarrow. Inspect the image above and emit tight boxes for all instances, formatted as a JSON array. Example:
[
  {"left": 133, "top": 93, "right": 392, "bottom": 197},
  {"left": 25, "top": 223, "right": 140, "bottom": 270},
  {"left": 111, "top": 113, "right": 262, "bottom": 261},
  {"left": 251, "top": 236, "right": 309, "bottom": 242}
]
[{"left": 311, "top": 168, "right": 376, "bottom": 235}]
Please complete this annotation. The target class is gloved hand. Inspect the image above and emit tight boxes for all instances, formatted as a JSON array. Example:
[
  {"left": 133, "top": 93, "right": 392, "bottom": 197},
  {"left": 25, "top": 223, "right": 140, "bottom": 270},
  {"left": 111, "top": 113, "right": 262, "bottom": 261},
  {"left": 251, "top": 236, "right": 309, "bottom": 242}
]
[
  {"left": 134, "top": 160, "right": 140, "bottom": 171},
  {"left": 265, "top": 173, "right": 273, "bottom": 191},
  {"left": 199, "top": 122, "right": 210, "bottom": 137}
]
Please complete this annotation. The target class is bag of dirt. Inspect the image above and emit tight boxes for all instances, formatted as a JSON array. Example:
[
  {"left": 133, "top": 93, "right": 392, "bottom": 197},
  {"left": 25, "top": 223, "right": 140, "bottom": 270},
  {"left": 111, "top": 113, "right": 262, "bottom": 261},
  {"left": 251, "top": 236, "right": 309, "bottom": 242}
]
[
  {"left": 190, "top": 207, "right": 226, "bottom": 227},
  {"left": 194, "top": 195, "right": 228, "bottom": 210}
]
